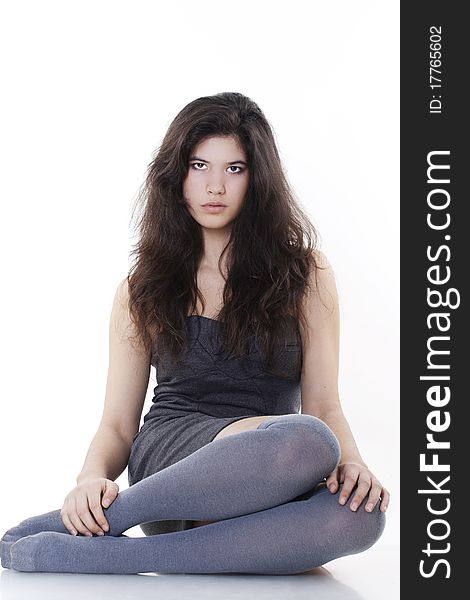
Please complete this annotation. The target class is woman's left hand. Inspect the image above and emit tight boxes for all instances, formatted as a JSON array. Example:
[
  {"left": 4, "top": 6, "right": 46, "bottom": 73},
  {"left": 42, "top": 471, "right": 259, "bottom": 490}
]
[{"left": 325, "top": 462, "right": 389, "bottom": 513}]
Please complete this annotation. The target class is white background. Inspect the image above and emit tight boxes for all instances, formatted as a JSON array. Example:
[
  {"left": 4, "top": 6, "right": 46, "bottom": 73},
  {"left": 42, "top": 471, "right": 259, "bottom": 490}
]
[{"left": 0, "top": 0, "right": 399, "bottom": 589}]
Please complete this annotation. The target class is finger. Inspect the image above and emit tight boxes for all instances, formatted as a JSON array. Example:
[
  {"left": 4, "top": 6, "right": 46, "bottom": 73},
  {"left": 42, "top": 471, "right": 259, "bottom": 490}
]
[
  {"left": 101, "top": 494, "right": 113, "bottom": 508},
  {"left": 101, "top": 487, "right": 117, "bottom": 509},
  {"left": 325, "top": 469, "right": 339, "bottom": 493},
  {"left": 76, "top": 499, "right": 104, "bottom": 536},
  {"left": 68, "top": 498, "right": 93, "bottom": 536},
  {"left": 89, "top": 499, "right": 109, "bottom": 533},
  {"left": 338, "top": 475, "right": 358, "bottom": 505},
  {"left": 380, "top": 488, "right": 391, "bottom": 512},
  {"left": 349, "top": 478, "right": 372, "bottom": 511},
  {"left": 60, "top": 510, "right": 78, "bottom": 536},
  {"left": 338, "top": 467, "right": 346, "bottom": 484},
  {"left": 69, "top": 512, "right": 92, "bottom": 537},
  {"left": 364, "top": 481, "right": 383, "bottom": 512},
  {"left": 364, "top": 479, "right": 383, "bottom": 512}
]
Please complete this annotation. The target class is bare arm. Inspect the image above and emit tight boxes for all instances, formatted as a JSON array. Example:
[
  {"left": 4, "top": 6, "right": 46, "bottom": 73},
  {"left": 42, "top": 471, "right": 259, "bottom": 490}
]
[
  {"left": 75, "top": 277, "right": 151, "bottom": 484},
  {"left": 316, "top": 405, "right": 366, "bottom": 466},
  {"left": 299, "top": 251, "right": 364, "bottom": 464},
  {"left": 76, "top": 425, "right": 135, "bottom": 484},
  {"left": 300, "top": 251, "right": 389, "bottom": 512}
]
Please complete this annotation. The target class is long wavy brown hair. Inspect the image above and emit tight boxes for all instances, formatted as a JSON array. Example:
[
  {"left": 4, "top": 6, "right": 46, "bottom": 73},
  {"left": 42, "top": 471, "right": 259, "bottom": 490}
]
[{"left": 127, "top": 91, "right": 324, "bottom": 377}]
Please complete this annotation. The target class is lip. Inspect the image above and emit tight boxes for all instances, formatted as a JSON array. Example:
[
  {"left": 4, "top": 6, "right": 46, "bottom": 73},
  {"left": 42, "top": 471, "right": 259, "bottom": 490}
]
[
  {"left": 202, "top": 202, "right": 227, "bottom": 207},
  {"left": 201, "top": 203, "right": 227, "bottom": 213}
]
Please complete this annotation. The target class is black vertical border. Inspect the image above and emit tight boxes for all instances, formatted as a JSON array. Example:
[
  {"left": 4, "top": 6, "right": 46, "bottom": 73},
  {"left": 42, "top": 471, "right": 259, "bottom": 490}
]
[{"left": 401, "top": 2, "right": 467, "bottom": 596}]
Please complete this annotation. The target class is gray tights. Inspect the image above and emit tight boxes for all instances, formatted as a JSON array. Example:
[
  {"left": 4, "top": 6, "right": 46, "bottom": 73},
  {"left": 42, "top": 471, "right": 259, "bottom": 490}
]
[{"left": 1, "top": 413, "right": 385, "bottom": 574}]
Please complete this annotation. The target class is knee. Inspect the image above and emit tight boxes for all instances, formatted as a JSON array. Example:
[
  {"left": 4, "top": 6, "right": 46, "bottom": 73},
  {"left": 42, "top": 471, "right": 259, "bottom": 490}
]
[
  {"left": 354, "top": 506, "right": 386, "bottom": 553},
  {"left": 301, "top": 414, "right": 341, "bottom": 474},
  {"left": 338, "top": 490, "right": 386, "bottom": 554},
  {"left": 264, "top": 413, "right": 341, "bottom": 478}
]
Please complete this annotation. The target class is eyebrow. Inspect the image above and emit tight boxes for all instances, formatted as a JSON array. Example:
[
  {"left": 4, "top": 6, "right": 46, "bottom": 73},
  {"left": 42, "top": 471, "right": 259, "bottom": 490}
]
[{"left": 189, "top": 155, "right": 248, "bottom": 167}]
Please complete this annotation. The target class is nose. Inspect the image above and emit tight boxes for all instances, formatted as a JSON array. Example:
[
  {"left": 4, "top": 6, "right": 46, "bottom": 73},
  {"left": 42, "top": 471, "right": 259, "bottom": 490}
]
[
  {"left": 207, "top": 186, "right": 223, "bottom": 196},
  {"left": 207, "top": 175, "right": 225, "bottom": 195},
  {"left": 207, "top": 184, "right": 224, "bottom": 195}
]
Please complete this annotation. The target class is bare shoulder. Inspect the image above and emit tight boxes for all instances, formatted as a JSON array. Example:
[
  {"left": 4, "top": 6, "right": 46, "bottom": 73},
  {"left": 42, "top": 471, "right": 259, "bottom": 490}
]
[
  {"left": 311, "top": 248, "right": 330, "bottom": 269},
  {"left": 305, "top": 249, "right": 339, "bottom": 317},
  {"left": 115, "top": 276, "right": 130, "bottom": 308},
  {"left": 110, "top": 277, "right": 132, "bottom": 334},
  {"left": 108, "top": 276, "right": 149, "bottom": 356}
]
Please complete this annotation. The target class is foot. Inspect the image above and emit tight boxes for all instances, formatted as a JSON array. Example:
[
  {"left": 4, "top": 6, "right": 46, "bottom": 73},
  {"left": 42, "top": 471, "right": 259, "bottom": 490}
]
[
  {"left": 9, "top": 532, "right": 133, "bottom": 574},
  {"left": 1, "top": 508, "right": 128, "bottom": 570},
  {"left": 1, "top": 509, "right": 68, "bottom": 569},
  {"left": 1, "top": 509, "right": 68, "bottom": 543}
]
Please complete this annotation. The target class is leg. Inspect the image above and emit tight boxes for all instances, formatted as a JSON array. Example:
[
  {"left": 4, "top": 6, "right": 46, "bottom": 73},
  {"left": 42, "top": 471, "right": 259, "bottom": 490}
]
[
  {"left": 191, "top": 414, "right": 280, "bottom": 529},
  {"left": 104, "top": 413, "right": 341, "bottom": 533},
  {"left": 1, "top": 511, "right": 76, "bottom": 569},
  {"left": 9, "top": 482, "right": 386, "bottom": 574},
  {"left": 212, "top": 415, "right": 281, "bottom": 441},
  {"left": 1, "top": 522, "right": 130, "bottom": 570},
  {"left": 0, "top": 415, "right": 289, "bottom": 561},
  {"left": 3, "top": 413, "right": 339, "bottom": 566}
]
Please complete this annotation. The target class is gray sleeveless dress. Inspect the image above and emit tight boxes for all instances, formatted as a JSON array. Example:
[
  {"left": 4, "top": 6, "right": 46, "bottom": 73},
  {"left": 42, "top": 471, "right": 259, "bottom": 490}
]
[{"left": 127, "top": 314, "right": 302, "bottom": 535}]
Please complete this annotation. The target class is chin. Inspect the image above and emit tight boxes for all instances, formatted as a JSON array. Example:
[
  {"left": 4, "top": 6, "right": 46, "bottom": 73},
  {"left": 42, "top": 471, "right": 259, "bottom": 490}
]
[{"left": 200, "top": 218, "right": 234, "bottom": 229}]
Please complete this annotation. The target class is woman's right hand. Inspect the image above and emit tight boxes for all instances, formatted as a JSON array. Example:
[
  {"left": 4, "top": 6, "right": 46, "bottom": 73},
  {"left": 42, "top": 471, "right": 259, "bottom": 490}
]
[{"left": 60, "top": 478, "right": 119, "bottom": 536}]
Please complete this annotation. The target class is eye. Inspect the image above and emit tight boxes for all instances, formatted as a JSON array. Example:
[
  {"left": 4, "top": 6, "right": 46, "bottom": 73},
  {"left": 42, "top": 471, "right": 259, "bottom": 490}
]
[{"left": 189, "top": 163, "right": 245, "bottom": 173}]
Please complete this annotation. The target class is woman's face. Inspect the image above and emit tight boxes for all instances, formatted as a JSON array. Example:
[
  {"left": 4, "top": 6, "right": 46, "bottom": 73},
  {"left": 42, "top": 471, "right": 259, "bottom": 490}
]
[{"left": 183, "top": 135, "right": 249, "bottom": 230}]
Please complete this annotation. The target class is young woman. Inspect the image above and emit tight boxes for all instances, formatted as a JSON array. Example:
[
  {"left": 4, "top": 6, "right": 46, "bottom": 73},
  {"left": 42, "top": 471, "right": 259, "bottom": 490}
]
[{"left": 1, "top": 92, "right": 389, "bottom": 575}]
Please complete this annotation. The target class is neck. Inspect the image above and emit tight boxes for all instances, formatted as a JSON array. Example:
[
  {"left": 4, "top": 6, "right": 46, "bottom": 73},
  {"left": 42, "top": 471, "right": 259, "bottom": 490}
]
[{"left": 200, "top": 226, "right": 233, "bottom": 273}]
